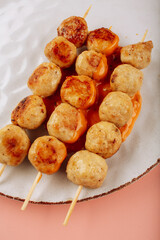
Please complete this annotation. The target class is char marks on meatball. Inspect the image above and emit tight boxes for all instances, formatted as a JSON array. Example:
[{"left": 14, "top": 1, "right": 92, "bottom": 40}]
[
  {"left": 66, "top": 150, "right": 108, "bottom": 188},
  {"left": 57, "top": 16, "right": 88, "bottom": 48},
  {"left": 87, "top": 27, "right": 119, "bottom": 56},
  {"left": 44, "top": 36, "right": 77, "bottom": 68},
  {"left": 75, "top": 50, "right": 108, "bottom": 81},
  {"left": 28, "top": 62, "right": 62, "bottom": 97},
  {"left": 28, "top": 136, "right": 67, "bottom": 174},
  {"left": 0, "top": 124, "right": 30, "bottom": 166},
  {"left": 60, "top": 75, "right": 96, "bottom": 109},
  {"left": 47, "top": 103, "right": 87, "bottom": 143},
  {"left": 11, "top": 95, "right": 47, "bottom": 129}
]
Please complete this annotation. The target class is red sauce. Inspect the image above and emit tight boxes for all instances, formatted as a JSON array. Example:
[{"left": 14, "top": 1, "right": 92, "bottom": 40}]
[{"left": 43, "top": 46, "right": 141, "bottom": 152}]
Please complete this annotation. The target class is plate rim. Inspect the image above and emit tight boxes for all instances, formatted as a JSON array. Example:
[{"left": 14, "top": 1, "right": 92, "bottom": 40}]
[{"left": 0, "top": 158, "right": 159, "bottom": 205}]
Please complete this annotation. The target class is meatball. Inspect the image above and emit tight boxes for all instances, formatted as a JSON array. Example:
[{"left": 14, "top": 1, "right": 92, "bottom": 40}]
[
  {"left": 11, "top": 95, "right": 47, "bottom": 129},
  {"left": 85, "top": 121, "right": 122, "bottom": 158},
  {"left": 28, "top": 136, "right": 67, "bottom": 175},
  {"left": 121, "top": 41, "right": 153, "bottom": 69},
  {"left": 110, "top": 64, "right": 143, "bottom": 97},
  {"left": 27, "top": 62, "right": 62, "bottom": 97},
  {"left": 47, "top": 103, "right": 87, "bottom": 143},
  {"left": 87, "top": 27, "right": 119, "bottom": 56},
  {"left": 99, "top": 91, "right": 133, "bottom": 127},
  {"left": 44, "top": 36, "right": 77, "bottom": 68},
  {"left": 57, "top": 16, "right": 88, "bottom": 48},
  {"left": 66, "top": 150, "right": 108, "bottom": 188},
  {"left": 75, "top": 50, "right": 108, "bottom": 81},
  {"left": 60, "top": 75, "right": 96, "bottom": 109},
  {"left": 0, "top": 124, "right": 30, "bottom": 166}
]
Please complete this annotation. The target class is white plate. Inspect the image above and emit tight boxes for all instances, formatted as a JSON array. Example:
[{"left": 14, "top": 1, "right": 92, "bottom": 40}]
[{"left": 0, "top": 0, "right": 159, "bottom": 203}]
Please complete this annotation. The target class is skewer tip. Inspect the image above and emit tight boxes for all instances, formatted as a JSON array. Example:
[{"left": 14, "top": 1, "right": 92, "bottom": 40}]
[{"left": 63, "top": 185, "right": 83, "bottom": 226}]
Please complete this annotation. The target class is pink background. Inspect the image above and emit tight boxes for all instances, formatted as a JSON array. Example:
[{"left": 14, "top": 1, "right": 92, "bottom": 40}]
[{"left": 0, "top": 164, "right": 159, "bottom": 240}]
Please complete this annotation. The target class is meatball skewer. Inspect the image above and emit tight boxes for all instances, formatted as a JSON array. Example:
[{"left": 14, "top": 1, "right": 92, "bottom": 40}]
[
  {"left": 21, "top": 135, "right": 67, "bottom": 210},
  {"left": 63, "top": 30, "right": 151, "bottom": 224}
]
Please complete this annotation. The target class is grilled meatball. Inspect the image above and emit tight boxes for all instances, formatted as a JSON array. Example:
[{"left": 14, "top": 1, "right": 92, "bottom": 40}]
[
  {"left": 85, "top": 121, "right": 122, "bottom": 158},
  {"left": 75, "top": 50, "right": 108, "bottom": 81},
  {"left": 121, "top": 41, "right": 153, "bottom": 69},
  {"left": 66, "top": 150, "right": 108, "bottom": 188},
  {"left": 57, "top": 16, "right": 88, "bottom": 48},
  {"left": 60, "top": 75, "right": 96, "bottom": 109},
  {"left": 11, "top": 95, "right": 47, "bottom": 129},
  {"left": 28, "top": 62, "right": 62, "bottom": 97},
  {"left": 44, "top": 36, "right": 77, "bottom": 68},
  {"left": 47, "top": 103, "right": 87, "bottom": 143},
  {"left": 99, "top": 91, "right": 133, "bottom": 127},
  {"left": 0, "top": 124, "right": 30, "bottom": 166},
  {"left": 110, "top": 64, "right": 143, "bottom": 97},
  {"left": 87, "top": 27, "right": 119, "bottom": 56},
  {"left": 28, "top": 136, "right": 67, "bottom": 174}
]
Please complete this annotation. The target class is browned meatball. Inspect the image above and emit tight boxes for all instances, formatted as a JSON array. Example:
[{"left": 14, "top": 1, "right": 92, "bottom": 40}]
[
  {"left": 85, "top": 121, "right": 122, "bottom": 158},
  {"left": 57, "top": 16, "right": 88, "bottom": 48},
  {"left": 44, "top": 36, "right": 77, "bottom": 68},
  {"left": 28, "top": 62, "right": 62, "bottom": 97},
  {"left": 47, "top": 103, "right": 87, "bottom": 143},
  {"left": 121, "top": 41, "right": 153, "bottom": 69},
  {"left": 75, "top": 50, "right": 108, "bottom": 81},
  {"left": 0, "top": 124, "right": 30, "bottom": 166},
  {"left": 110, "top": 64, "right": 143, "bottom": 97},
  {"left": 66, "top": 150, "right": 108, "bottom": 188},
  {"left": 11, "top": 95, "right": 47, "bottom": 129},
  {"left": 60, "top": 75, "right": 96, "bottom": 109},
  {"left": 87, "top": 27, "right": 119, "bottom": 56},
  {"left": 28, "top": 136, "right": 67, "bottom": 175},
  {"left": 99, "top": 91, "right": 133, "bottom": 127}
]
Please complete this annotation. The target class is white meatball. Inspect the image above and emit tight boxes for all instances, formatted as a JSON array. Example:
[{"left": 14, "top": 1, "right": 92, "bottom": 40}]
[
  {"left": 121, "top": 41, "right": 153, "bottom": 69},
  {"left": 85, "top": 121, "right": 122, "bottom": 158},
  {"left": 28, "top": 62, "right": 62, "bottom": 97},
  {"left": 44, "top": 36, "right": 77, "bottom": 68},
  {"left": 28, "top": 136, "right": 67, "bottom": 175},
  {"left": 47, "top": 103, "right": 87, "bottom": 143},
  {"left": 0, "top": 124, "right": 30, "bottom": 166},
  {"left": 99, "top": 91, "right": 133, "bottom": 127},
  {"left": 66, "top": 150, "right": 108, "bottom": 188},
  {"left": 110, "top": 64, "right": 143, "bottom": 97},
  {"left": 11, "top": 95, "right": 47, "bottom": 129}
]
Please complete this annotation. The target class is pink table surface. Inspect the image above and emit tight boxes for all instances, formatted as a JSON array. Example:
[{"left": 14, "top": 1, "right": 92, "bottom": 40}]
[{"left": 0, "top": 164, "right": 160, "bottom": 240}]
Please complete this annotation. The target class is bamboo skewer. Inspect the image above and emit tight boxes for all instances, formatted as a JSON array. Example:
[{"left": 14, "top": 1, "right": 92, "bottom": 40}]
[
  {"left": 0, "top": 164, "right": 7, "bottom": 177},
  {"left": 83, "top": 5, "right": 92, "bottom": 19},
  {"left": 141, "top": 29, "right": 148, "bottom": 42},
  {"left": 63, "top": 185, "right": 83, "bottom": 226},
  {"left": 21, "top": 171, "right": 42, "bottom": 211}
]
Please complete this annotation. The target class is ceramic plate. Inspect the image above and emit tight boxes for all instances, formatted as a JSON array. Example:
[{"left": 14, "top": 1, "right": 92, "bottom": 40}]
[{"left": 0, "top": 0, "right": 159, "bottom": 203}]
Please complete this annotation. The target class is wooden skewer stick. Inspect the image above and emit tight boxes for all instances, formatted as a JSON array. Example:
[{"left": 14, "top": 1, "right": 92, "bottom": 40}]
[
  {"left": 0, "top": 164, "right": 7, "bottom": 177},
  {"left": 83, "top": 5, "right": 92, "bottom": 19},
  {"left": 21, "top": 171, "right": 42, "bottom": 211},
  {"left": 141, "top": 29, "right": 148, "bottom": 42},
  {"left": 63, "top": 185, "right": 83, "bottom": 226}
]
